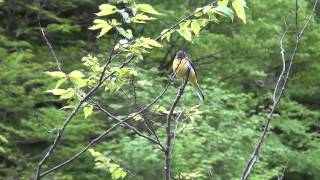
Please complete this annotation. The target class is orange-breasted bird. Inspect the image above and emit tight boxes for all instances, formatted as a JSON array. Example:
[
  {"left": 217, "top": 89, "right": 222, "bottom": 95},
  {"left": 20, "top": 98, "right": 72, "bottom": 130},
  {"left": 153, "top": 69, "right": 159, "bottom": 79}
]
[{"left": 172, "top": 50, "right": 205, "bottom": 102}]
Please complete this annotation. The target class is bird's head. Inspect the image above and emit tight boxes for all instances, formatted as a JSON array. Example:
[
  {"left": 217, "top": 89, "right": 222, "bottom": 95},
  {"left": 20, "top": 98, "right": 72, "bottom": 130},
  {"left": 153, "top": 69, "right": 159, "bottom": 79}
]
[{"left": 175, "top": 50, "right": 186, "bottom": 60}]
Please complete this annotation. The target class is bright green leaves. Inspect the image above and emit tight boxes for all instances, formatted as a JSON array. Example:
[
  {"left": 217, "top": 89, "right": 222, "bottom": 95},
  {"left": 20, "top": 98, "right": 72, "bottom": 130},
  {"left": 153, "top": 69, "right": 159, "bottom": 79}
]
[
  {"left": 96, "top": 4, "right": 118, "bottom": 16},
  {"left": 136, "top": 4, "right": 161, "bottom": 15},
  {"left": 160, "top": 29, "right": 173, "bottom": 42},
  {"left": 159, "top": 0, "right": 247, "bottom": 43},
  {"left": 69, "top": 70, "right": 87, "bottom": 88},
  {"left": 131, "top": 13, "right": 156, "bottom": 23},
  {"left": 116, "top": 27, "right": 133, "bottom": 39},
  {"left": 178, "top": 29, "right": 192, "bottom": 42},
  {"left": 177, "top": 19, "right": 201, "bottom": 41},
  {"left": 232, "top": 0, "right": 247, "bottom": 24},
  {"left": 213, "top": 6, "right": 234, "bottom": 20},
  {"left": 69, "top": 70, "right": 85, "bottom": 78},
  {"left": 89, "top": 3, "right": 161, "bottom": 38},
  {"left": 83, "top": 105, "right": 93, "bottom": 119},
  {"left": 45, "top": 71, "right": 66, "bottom": 78},
  {"left": 89, "top": 149, "right": 127, "bottom": 179},
  {"left": 140, "top": 37, "right": 162, "bottom": 48},
  {"left": 218, "top": 0, "right": 229, "bottom": 7},
  {"left": 46, "top": 88, "right": 75, "bottom": 100},
  {"left": 89, "top": 19, "right": 113, "bottom": 38},
  {"left": 191, "top": 20, "right": 201, "bottom": 36},
  {"left": 177, "top": 20, "right": 193, "bottom": 41}
]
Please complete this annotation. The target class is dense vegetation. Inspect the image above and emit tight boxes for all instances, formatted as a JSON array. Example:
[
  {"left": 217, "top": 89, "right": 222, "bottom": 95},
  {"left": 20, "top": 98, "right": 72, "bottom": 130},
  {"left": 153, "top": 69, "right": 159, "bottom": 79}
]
[{"left": 0, "top": 0, "right": 319, "bottom": 179}]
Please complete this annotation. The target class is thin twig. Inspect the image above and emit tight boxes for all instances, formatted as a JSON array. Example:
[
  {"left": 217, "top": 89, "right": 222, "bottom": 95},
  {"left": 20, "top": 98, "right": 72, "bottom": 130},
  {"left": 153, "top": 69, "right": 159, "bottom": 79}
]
[
  {"left": 273, "top": 19, "right": 288, "bottom": 103},
  {"left": 240, "top": 1, "right": 318, "bottom": 179}
]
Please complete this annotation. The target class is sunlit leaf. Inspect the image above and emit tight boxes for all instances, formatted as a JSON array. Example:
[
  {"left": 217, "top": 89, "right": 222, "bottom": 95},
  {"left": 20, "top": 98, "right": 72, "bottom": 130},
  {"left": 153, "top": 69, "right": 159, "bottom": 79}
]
[
  {"left": 60, "top": 88, "right": 74, "bottom": 99},
  {"left": 194, "top": 8, "right": 203, "bottom": 17},
  {"left": 45, "top": 71, "right": 66, "bottom": 78},
  {"left": 218, "top": 0, "right": 229, "bottom": 7},
  {"left": 177, "top": 29, "right": 192, "bottom": 41},
  {"left": 89, "top": 19, "right": 113, "bottom": 38},
  {"left": 140, "top": 37, "right": 162, "bottom": 47},
  {"left": 133, "top": 13, "right": 156, "bottom": 22},
  {"left": 136, "top": 4, "right": 160, "bottom": 15},
  {"left": 180, "top": 20, "right": 191, "bottom": 30},
  {"left": 84, "top": 105, "right": 93, "bottom": 119},
  {"left": 46, "top": 88, "right": 67, "bottom": 95},
  {"left": 191, "top": 20, "right": 201, "bottom": 36},
  {"left": 116, "top": 27, "right": 133, "bottom": 39},
  {"left": 213, "top": 6, "right": 234, "bottom": 20},
  {"left": 160, "top": 29, "right": 172, "bottom": 42},
  {"left": 96, "top": 4, "right": 118, "bottom": 16},
  {"left": 232, "top": 0, "right": 246, "bottom": 24},
  {"left": 69, "top": 70, "right": 85, "bottom": 78}
]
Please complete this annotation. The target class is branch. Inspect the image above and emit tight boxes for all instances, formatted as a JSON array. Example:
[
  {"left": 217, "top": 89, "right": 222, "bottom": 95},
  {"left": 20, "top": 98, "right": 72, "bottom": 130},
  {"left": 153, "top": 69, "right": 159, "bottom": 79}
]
[
  {"left": 240, "top": 1, "right": 318, "bottom": 179},
  {"left": 164, "top": 69, "right": 190, "bottom": 180}
]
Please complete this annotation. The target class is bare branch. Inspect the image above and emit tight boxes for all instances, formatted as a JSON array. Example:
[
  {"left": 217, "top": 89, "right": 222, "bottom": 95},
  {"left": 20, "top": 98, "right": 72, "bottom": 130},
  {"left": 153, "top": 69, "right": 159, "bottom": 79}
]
[
  {"left": 165, "top": 68, "right": 190, "bottom": 180},
  {"left": 240, "top": 1, "right": 318, "bottom": 179}
]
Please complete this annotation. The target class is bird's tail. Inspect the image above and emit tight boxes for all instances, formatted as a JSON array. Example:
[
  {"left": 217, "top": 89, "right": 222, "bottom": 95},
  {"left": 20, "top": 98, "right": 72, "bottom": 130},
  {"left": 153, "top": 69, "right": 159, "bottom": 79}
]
[{"left": 193, "top": 82, "right": 205, "bottom": 102}]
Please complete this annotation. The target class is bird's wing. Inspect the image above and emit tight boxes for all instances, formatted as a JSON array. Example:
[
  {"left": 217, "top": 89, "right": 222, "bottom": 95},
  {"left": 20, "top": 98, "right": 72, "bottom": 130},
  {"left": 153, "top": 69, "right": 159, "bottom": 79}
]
[{"left": 186, "top": 56, "right": 197, "bottom": 77}]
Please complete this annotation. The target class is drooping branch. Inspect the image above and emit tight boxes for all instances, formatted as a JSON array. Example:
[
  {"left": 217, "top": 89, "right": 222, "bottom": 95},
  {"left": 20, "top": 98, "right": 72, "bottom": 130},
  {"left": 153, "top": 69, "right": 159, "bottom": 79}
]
[{"left": 240, "top": 1, "right": 318, "bottom": 179}]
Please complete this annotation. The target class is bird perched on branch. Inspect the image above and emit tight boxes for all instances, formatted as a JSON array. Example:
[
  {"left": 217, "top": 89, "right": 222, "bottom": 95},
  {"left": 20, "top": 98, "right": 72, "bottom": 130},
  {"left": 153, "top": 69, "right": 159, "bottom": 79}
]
[{"left": 172, "top": 50, "right": 205, "bottom": 102}]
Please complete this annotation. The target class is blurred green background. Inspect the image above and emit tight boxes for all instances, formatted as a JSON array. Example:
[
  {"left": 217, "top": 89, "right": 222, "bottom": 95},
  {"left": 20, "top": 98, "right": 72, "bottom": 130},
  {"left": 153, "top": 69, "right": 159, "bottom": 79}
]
[{"left": 0, "top": 0, "right": 320, "bottom": 179}]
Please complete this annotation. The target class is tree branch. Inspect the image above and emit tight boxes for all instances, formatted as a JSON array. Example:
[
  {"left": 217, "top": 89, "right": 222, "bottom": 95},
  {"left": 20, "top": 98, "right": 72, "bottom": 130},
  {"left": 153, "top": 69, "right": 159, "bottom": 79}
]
[
  {"left": 240, "top": 1, "right": 318, "bottom": 179},
  {"left": 164, "top": 69, "right": 190, "bottom": 180}
]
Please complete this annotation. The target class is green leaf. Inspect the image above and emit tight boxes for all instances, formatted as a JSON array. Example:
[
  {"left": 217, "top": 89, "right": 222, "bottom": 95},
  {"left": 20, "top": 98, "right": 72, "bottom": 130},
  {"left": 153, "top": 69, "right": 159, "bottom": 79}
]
[
  {"left": 177, "top": 29, "right": 192, "bottom": 41},
  {"left": 116, "top": 27, "right": 133, "bottom": 39},
  {"left": 191, "top": 20, "right": 201, "bottom": 36},
  {"left": 60, "top": 105, "right": 75, "bottom": 110},
  {"left": 84, "top": 105, "right": 93, "bottom": 119},
  {"left": 194, "top": 8, "right": 203, "bottom": 17},
  {"left": 46, "top": 89, "right": 67, "bottom": 95},
  {"left": 55, "top": 79, "right": 67, "bottom": 89},
  {"left": 69, "top": 70, "right": 85, "bottom": 78},
  {"left": 136, "top": 4, "right": 160, "bottom": 15},
  {"left": 179, "top": 20, "right": 191, "bottom": 30},
  {"left": 218, "top": 0, "right": 229, "bottom": 7},
  {"left": 140, "top": 37, "right": 162, "bottom": 47},
  {"left": 232, "top": 0, "right": 246, "bottom": 24},
  {"left": 89, "top": 19, "right": 113, "bottom": 38},
  {"left": 160, "top": 29, "right": 172, "bottom": 42},
  {"left": 132, "top": 13, "right": 156, "bottom": 23},
  {"left": 96, "top": 4, "right": 118, "bottom": 16},
  {"left": 45, "top": 71, "right": 66, "bottom": 78},
  {"left": 213, "top": 6, "right": 234, "bottom": 20},
  {"left": 60, "top": 88, "right": 74, "bottom": 99}
]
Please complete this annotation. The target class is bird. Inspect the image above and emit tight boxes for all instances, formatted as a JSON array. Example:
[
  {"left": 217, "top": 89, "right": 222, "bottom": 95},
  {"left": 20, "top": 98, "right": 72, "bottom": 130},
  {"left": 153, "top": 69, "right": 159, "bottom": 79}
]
[{"left": 172, "top": 50, "right": 205, "bottom": 102}]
